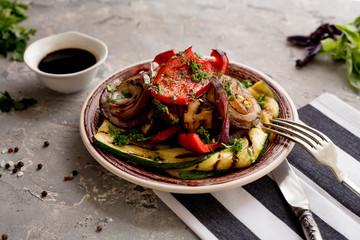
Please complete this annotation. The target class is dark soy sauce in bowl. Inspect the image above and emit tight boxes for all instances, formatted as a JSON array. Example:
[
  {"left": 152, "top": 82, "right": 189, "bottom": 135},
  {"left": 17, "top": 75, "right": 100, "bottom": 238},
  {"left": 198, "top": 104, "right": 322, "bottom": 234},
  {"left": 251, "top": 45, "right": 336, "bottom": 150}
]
[{"left": 38, "top": 48, "right": 96, "bottom": 74}]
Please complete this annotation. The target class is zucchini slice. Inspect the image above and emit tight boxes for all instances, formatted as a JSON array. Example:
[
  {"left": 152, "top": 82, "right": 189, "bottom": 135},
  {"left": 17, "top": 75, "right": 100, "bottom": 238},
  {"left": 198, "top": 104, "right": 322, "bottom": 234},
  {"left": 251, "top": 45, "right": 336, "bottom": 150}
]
[
  {"left": 94, "top": 120, "right": 268, "bottom": 179},
  {"left": 248, "top": 80, "right": 279, "bottom": 120},
  {"left": 93, "top": 120, "right": 211, "bottom": 169},
  {"left": 248, "top": 80, "right": 275, "bottom": 99},
  {"left": 166, "top": 127, "right": 268, "bottom": 179}
]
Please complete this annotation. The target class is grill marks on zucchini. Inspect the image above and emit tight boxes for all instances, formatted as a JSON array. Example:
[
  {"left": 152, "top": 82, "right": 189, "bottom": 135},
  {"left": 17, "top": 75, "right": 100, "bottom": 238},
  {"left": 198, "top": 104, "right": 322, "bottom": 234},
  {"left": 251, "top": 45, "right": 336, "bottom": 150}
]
[
  {"left": 93, "top": 120, "right": 210, "bottom": 169},
  {"left": 231, "top": 151, "right": 239, "bottom": 168},
  {"left": 93, "top": 120, "right": 269, "bottom": 178}
]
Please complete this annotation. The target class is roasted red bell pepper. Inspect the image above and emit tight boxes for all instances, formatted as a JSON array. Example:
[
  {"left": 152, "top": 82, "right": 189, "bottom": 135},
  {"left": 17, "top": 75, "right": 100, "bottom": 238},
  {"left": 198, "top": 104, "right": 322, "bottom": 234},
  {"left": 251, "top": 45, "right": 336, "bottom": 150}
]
[
  {"left": 178, "top": 133, "right": 221, "bottom": 153},
  {"left": 150, "top": 125, "right": 180, "bottom": 143},
  {"left": 149, "top": 46, "right": 229, "bottom": 105},
  {"left": 151, "top": 49, "right": 177, "bottom": 71}
]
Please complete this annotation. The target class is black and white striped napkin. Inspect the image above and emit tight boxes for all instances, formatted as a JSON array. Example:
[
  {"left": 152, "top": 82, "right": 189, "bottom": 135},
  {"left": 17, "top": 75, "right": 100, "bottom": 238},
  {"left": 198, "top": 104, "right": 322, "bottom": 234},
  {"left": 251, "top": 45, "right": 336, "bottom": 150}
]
[{"left": 154, "top": 93, "right": 360, "bottom": 240}]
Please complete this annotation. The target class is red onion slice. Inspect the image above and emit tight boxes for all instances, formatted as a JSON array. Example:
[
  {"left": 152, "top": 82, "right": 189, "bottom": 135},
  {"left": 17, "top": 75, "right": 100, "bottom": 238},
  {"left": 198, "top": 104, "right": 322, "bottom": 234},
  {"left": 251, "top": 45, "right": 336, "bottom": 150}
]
[
  {"left": 100, "top": 76, "right": 151, "bottom": 128},
  {"left": 211, "top": 76, "right": 230, "bottom": 146},
  {"left": 225, "top": 78, "right": 261, "bottom": 129}
]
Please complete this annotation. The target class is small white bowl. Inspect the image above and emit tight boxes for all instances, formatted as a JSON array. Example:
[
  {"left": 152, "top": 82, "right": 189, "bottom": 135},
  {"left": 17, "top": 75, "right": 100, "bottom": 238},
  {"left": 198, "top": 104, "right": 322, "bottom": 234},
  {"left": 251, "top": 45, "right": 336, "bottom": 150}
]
[{"left": 24, "top": 31, "right": 108, "bottom": 94}]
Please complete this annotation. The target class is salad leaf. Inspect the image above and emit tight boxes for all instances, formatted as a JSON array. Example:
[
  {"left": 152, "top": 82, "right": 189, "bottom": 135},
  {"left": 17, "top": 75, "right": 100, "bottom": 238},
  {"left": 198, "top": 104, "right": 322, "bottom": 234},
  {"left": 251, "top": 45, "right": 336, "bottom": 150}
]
[
  {"left": 288, "top": 16, "right": 360, "bottom": 90},
  {"left": 0, "top": 0, "right": 36, "bottom": 61}
]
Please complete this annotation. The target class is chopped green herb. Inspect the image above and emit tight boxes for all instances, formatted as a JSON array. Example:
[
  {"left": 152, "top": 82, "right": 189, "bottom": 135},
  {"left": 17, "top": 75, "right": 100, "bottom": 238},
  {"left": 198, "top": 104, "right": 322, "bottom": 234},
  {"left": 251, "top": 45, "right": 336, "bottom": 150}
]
[
  {"left": 223, "top": 78, "right": 232, "bottom": 96},
  {"left": 196, "top": 126, "right": 212, "bottom": 144},
  {"left": 104, "top": 98, "right": 112, "bottom": 103},
  {"left": 165, "top": 72, "right": 171, "bottom": 77},
  {"left": 258, "top": 95, "right": 266, "bottom": 109},
  {"left": 108, "top": 124, "right": 121, "bottom": 137},
  {"left": 194, "top": 52, "right": 202, "bottom": 59},
  {"left": 190, "top": 92, "right": 197, "bottom": 100},
  {"left": 114, "top": 134, "right": 129, "bottom": 145},
  {"left": 108, "top": 124, "right": 149, "bottom": 145},
  {"left": 106, "top": 84, "right": 117, "bottom": 93},
  {"left": 158, "top": 85, "right": 164, "bottom": 95},
  {"left": 151, "top": 70, "right": 158, "bottom": 79},
  {"left": 189, "top": 60, "right": 202, "bottom": 73},
  {"left": 242, "top": 79, "right": 253, "bottom": 88},
  {"left": 172, "top": 118, "right": 179, "bottom": 125},
  {"left": 127, "top": 129, "right": 151, "bottom": 142},
  {"left": 154, "top": 99, "right": 167, "bottom": 113},
  {"left": 247, "top": 148, "right": 252, "bottom": 157},
  {"left": 129, "top": 78, "right": 136, "bottom": 85},
  {"left": 178, "top": 51, "right": 184, "bottom": 57},
  {"left": 121, "top": 90, "right": 131, "bottom": 98},
  {"left": 222, "top": 138, "right": 244, "bottom": 152},
  {"left": 122, "top": 89, "right": 130, "bottom": 97}
]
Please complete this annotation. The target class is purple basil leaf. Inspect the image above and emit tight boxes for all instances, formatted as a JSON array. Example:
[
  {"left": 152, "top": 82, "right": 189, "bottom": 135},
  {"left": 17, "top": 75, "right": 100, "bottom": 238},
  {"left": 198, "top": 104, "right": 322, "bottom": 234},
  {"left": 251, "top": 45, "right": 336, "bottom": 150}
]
[
  {"left": 306, "top": 42, "right": 322, "bottom": 56},
  {"left": 287, "top": 35, "right": 310, "bottom": 46},
  {"left": 287, "top": 22, "right": 343, "bottom": 68}
]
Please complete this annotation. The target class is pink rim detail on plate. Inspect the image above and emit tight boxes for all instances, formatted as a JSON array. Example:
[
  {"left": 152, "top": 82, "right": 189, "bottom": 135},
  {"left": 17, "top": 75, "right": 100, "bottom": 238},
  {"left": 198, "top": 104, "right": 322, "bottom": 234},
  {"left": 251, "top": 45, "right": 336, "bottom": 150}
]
[{"left": 79, "top": 60, "right": 298, "bottom": 193}]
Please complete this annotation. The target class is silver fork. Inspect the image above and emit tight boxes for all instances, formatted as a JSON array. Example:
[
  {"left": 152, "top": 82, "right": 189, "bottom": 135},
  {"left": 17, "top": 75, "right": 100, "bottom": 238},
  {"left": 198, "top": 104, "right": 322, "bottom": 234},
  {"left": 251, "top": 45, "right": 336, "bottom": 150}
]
[{"left": 263, "top": 118, "right": 360, "bottom": 197}]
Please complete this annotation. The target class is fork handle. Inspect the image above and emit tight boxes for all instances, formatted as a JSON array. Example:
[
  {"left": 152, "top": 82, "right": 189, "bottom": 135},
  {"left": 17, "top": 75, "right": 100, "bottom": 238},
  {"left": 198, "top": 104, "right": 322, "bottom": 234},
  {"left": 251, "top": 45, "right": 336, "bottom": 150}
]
[{"left": 296, "top": 209, "right": 323, "bottom": 240}]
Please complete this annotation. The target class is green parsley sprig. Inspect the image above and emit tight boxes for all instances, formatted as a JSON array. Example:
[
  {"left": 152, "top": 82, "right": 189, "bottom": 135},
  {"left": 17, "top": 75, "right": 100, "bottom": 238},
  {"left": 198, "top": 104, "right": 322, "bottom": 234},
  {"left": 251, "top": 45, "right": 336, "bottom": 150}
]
[
  {"left": 0, "top": 91, "right": 37, "bottom": 112},
  {"left": 0, "top": 0, "right": 36, "bottom": 61}
]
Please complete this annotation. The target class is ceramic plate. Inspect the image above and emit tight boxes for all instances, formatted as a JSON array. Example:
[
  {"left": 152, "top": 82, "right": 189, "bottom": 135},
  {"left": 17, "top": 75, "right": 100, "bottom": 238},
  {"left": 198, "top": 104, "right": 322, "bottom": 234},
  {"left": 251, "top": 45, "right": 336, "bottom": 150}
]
[{"left": 79, "top": 60, "right": 298, "bottom": 193}]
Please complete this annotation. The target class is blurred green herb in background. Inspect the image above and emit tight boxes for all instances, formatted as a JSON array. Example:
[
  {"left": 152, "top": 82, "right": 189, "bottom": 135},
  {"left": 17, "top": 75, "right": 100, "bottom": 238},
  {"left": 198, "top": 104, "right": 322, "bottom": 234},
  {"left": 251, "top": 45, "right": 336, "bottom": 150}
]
[
  {"left": 287, "top": 16, "right": 360, "bottom": 90},
  {"left": 0, "top": 0, "right": 36, "bottom": 61},
  {"left": 0, "top": 91, "right": 37, "bottom": 112},
  {"left": 319, "top": 16, "right": 360, "bottom": 90}
]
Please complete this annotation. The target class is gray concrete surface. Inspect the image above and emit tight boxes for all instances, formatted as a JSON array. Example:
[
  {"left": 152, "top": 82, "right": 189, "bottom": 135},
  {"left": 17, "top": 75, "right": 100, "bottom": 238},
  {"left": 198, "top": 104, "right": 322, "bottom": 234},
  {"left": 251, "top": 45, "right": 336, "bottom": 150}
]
[{"left": 0, "top": 0, "right": 359, "bottom": 239}]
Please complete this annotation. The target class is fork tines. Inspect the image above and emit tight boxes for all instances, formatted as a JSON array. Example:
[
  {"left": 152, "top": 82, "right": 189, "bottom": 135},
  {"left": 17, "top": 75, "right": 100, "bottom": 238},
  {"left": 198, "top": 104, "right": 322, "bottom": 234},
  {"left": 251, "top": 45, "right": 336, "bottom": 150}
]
[{"left": 262, "top": 118, "right": 329, "bottom": 150}]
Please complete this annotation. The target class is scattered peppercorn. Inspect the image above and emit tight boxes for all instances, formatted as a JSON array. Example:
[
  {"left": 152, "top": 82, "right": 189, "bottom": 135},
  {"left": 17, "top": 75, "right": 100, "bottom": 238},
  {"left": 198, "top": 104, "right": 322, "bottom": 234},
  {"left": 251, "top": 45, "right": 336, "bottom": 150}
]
[
  {"left": 41, "top": 191, "right": 47, "bottom": 197},
  {"left": 37, "top": 164, "right": 43, "bottom": 170},
  {"left": 14, "top": 147, "right": 19, "bottom": 152},
  {"left": 97, "top": 225, "right": 103, "bottom": 232},
  {"left": 72, "top": 170, "right": 78, "bottom": 176},
  {"left": 64, "top": 174, "right": 74, "bottom": 181},
  {"left": 5, "top": 163, "right": 10, "bottom": 169},
  {"left": 15, "top": 161, "right": 24, "bottom": 168},
  {"left": 2, "top": 233, "right": 8, "bottom": 240},
  {"left": 0, "top": 174, "right": 2, "bottom": 178},
  {"left": 12, "top": 168, "right": 18, "bottom": 174},
  {"left": 8, "top": 148, "right": 13, "bottom": 153},
  {"left": 43, "top": 141, "right": 49, "bottom": 147}
]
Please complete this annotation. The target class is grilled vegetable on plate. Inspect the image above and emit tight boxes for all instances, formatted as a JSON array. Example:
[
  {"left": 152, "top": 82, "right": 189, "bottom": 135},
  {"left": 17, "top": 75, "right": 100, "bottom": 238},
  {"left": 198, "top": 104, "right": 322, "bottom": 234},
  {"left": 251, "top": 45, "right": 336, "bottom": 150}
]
[{"left": 92, "top": 47, "right": 280, "bottom": 179}]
